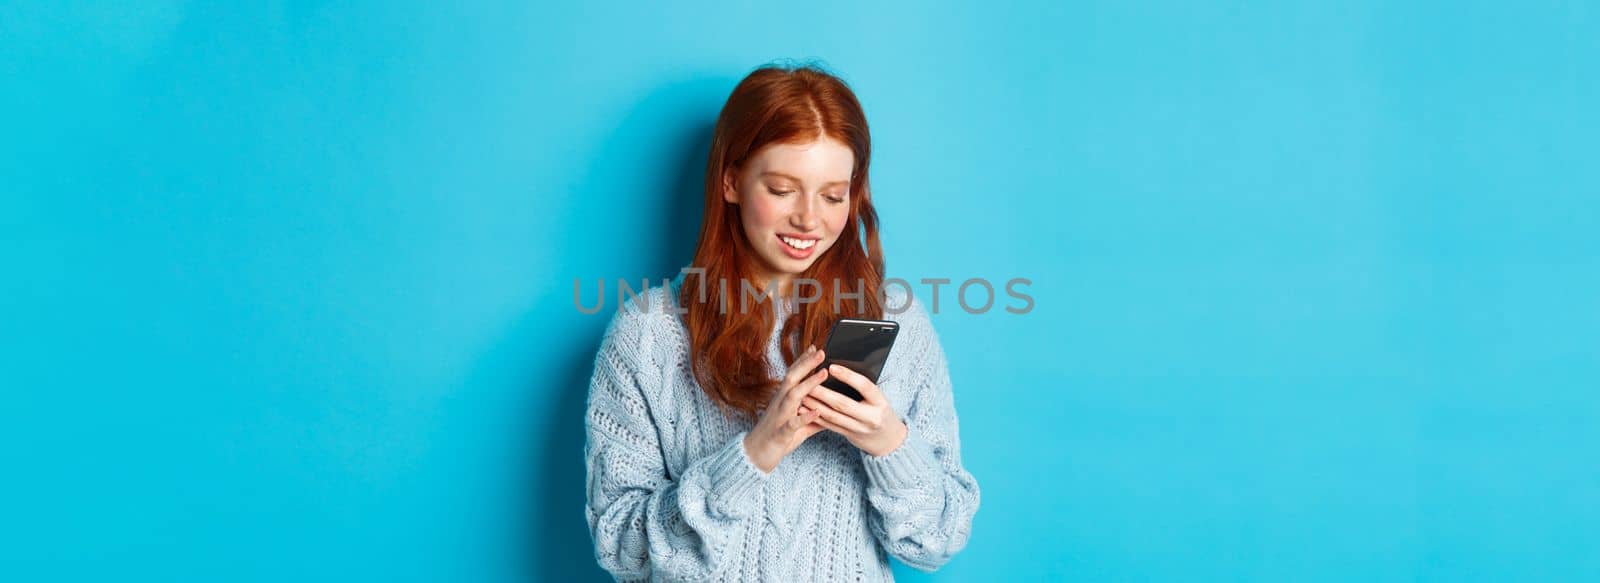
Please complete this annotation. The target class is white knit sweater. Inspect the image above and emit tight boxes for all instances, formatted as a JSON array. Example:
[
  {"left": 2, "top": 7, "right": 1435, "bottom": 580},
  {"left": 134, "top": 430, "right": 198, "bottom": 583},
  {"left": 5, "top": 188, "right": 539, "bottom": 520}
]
[{"left": 583, "top": 273, "right": 980, "bottom": 582}]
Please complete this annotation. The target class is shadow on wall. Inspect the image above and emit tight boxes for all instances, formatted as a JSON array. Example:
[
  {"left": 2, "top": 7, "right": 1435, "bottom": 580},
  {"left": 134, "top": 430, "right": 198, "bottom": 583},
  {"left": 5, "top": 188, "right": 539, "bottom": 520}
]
[{"left": 511, "top": 75, "right": 730, "bottom": 581}]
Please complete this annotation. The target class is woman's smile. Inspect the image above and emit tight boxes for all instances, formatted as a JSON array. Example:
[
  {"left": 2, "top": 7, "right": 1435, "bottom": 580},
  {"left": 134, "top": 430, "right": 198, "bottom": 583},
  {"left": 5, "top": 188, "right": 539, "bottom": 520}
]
[{"left": 778, "top": 232, "right": 820, "bottom": 258}]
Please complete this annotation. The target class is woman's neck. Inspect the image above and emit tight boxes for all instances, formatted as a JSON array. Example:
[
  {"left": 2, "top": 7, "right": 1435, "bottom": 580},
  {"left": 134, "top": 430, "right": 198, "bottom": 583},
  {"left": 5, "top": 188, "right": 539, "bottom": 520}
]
[{"left": 748, "top": 270, "right": 796, "bottom": 299}]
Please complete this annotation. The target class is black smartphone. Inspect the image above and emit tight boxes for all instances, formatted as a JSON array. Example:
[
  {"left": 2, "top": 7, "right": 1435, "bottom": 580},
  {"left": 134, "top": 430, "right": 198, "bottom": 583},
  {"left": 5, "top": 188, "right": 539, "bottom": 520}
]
[{"left": 815, "top": 318, "right": 900, "bottom": 401}]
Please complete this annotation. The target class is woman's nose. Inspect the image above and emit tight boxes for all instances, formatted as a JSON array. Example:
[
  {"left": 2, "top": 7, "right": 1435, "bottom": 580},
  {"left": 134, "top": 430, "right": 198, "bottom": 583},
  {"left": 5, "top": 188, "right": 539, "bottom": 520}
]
[{"left": 790, "top": 196, "right": 819, "bottom": 230}]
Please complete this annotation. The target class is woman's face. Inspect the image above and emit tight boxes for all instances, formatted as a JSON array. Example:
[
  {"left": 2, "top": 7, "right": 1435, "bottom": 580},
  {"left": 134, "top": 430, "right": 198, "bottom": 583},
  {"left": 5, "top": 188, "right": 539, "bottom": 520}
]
[{"left": 724, "top": 137, "right": 854, "bottom": 288}]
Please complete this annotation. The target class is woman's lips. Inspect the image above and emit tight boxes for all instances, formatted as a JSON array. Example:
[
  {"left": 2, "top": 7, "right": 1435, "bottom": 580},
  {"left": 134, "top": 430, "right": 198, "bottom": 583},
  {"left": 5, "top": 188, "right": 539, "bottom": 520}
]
[{"left": 777, "top": 233, "right": 817, "bottom": 259}]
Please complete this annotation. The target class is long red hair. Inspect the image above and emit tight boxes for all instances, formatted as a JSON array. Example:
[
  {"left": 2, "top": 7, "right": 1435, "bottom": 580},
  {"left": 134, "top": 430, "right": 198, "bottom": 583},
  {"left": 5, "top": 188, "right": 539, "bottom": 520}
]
[{"left": 680, "top": 64, "right": 885, "bottom": 418}]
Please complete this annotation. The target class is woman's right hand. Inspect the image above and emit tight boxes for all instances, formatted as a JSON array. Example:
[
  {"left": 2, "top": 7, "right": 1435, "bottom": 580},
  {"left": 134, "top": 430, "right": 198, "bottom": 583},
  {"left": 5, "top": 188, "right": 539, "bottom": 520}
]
[{"left": 743, "top": 345, "right": 830, "bottom": 473}]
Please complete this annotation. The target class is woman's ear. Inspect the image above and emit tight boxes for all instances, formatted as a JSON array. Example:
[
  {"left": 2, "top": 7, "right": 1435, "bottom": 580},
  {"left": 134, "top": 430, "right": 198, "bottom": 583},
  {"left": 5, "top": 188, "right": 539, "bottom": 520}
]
[{"left": 721, "top": 170, "right": 739, "bottom": 204}]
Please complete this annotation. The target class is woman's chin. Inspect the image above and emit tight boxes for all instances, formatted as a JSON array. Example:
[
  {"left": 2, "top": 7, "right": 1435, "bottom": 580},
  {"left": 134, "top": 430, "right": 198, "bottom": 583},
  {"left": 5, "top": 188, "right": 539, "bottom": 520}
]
[{"left": 779, "top": 256, "right": 820, "bottom": 274}]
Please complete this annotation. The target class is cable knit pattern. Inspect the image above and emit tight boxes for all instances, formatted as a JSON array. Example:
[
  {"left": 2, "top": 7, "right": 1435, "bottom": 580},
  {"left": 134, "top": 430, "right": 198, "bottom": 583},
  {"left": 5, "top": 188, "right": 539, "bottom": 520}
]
[{"left": 583, "top": 272, "right": 980, "bottom": 582}]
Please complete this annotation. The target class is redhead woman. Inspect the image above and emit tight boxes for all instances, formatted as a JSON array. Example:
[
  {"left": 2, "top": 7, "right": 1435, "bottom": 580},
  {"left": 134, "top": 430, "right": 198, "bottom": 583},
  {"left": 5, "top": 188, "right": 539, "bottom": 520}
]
[{"left": 584, "top": 64, "right": 979, "bottom": 582}]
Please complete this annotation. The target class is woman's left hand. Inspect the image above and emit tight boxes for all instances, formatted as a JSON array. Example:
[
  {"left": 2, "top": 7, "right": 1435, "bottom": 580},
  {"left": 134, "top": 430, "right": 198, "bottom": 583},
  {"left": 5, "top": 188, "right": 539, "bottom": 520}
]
[{"left": 800, "top": 364, "right": 909, "bottom": 457}]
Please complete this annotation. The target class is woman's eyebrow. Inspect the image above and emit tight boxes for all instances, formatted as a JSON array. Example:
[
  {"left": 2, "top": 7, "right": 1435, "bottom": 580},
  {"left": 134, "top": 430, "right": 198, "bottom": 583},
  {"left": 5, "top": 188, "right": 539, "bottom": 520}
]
[{"left": 759, "top": 171, "right": 849, "bottom": 188}]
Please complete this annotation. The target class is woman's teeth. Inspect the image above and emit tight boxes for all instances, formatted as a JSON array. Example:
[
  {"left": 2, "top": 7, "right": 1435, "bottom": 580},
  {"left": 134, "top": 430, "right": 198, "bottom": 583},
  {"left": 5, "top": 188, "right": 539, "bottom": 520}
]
[{"left": 780, "top": 236, "right": 817, "bottom": 250}]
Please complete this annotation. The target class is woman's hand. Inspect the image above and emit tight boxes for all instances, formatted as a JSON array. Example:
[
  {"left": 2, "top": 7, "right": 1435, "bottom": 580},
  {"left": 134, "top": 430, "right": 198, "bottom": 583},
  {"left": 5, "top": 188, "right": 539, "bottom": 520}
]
[
  {"left": 743, "top": 345, "right": 831, "bottom": 473},
  {"left": 800, "top": 364, "right": 909, "bottom": 457}
]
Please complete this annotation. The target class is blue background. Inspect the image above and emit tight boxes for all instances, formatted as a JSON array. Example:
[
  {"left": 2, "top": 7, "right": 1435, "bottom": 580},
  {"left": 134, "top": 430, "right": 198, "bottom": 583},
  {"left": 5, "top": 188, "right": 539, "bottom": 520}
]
[{"left": 4, "top": 1, "right": 1597, "bottom": 580}]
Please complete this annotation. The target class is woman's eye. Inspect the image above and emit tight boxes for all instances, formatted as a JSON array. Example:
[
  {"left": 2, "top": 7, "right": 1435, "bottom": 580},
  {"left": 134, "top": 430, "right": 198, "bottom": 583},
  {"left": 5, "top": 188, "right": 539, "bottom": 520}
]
[
  {"left": 824, "top": 195, "right": 846, "bottom": 204},
  {"left": 767, "top": 187, "right": 793, "bottom": 196}
]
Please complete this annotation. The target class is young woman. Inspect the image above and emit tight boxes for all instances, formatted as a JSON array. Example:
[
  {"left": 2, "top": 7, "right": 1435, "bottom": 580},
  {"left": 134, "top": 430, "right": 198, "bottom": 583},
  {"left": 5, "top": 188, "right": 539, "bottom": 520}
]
[{"left": 584, "top": 64, "right": 979, "bottom": 582}]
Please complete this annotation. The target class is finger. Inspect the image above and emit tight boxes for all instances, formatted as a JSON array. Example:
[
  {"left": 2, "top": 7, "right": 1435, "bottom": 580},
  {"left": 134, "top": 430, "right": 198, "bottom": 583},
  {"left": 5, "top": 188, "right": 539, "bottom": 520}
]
[
  {"left": 768, "top": 351, "right": 816, "bottom": 407},
  {"left": 792, "top": 344, "right": 820, "bottom": 377},
  {"left": 798, "top": 416, "right": 828, "bottom": 439},
  {"left": 811, "top": 414, "right": 852, "bottom": 436},
  {"left": 806, "top": 381, "right": 878, "bottom": 422},
  {"left": 780, "top": 368, "right": 829, "bottom": 415},
  {"left": 782, "top": 346, "right": 826, "bottom": 388},
  {"left": 779, "top": 346, "right": 815, "bottom": 388},
  {"left": 802, "top": 396, "right": 871, "bottom": 434},
  {"left": 789, "top": 404, "right": 824, "bottom": 432},
  {"left": 827, "top": 364, "right": 887, "bottom": 406}
]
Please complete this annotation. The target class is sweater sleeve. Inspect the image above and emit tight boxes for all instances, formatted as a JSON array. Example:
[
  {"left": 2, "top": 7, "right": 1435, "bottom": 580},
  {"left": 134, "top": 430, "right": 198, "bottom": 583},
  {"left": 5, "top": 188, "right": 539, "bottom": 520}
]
[
  {"left": 858, "top": 298, "right": 981, "bottom": 572},
  {"left": 583, "top": 307, "right": 768, "bottom": 581}
]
